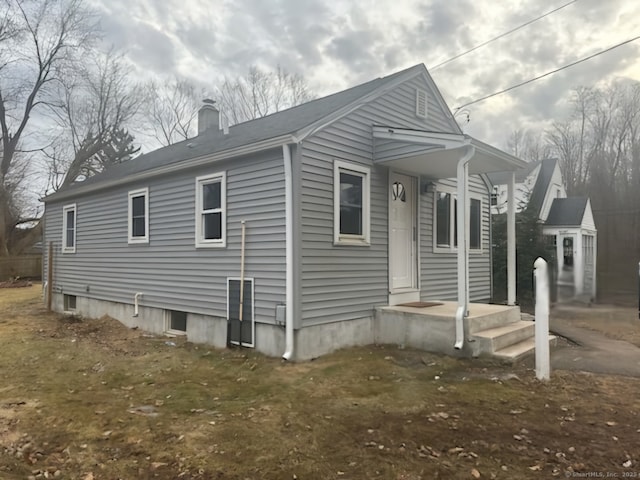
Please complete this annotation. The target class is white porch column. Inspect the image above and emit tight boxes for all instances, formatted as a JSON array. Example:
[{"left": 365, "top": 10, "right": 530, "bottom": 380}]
[
  {"left": 507, "top": 171, "right": 516, "bottom": 306},
  {"left": 575, "top": 232, "right": 584, "bottom": 296},
  {"left": 454, "top": 144, "right": 475, "bottom": 350}
]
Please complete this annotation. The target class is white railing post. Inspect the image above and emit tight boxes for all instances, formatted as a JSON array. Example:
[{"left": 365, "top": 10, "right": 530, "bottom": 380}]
[{"left": 534, "top": 257, "right": 550, "bottom": 381}]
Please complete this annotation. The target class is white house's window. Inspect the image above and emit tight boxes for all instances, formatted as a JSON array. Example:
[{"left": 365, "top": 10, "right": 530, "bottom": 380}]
[
  {"left": 470, "top": 198, "right": 481, "bottom": 249},
  {"left": 334, "top": 161, "right": 370, "bottom": 245},
  {"left": 435, "top": 190, "right": 482, "bottom": 251},
  {"left": 195, "top": 172, "right": 226, "bottom": 247},
  {"left": 128, "top": 188, "right": 149, "bottom": 244},
  {"left": 62, "top": 204, "right": 77, "bottom": 253}
]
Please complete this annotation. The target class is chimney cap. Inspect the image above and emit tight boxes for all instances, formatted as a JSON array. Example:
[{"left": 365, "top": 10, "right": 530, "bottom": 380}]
[{"left": 202, "top": 98, "right": 216, "bottom": 106}]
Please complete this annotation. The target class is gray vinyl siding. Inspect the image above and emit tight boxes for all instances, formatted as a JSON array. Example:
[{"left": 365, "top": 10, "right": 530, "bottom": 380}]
[
  {"left": 44, "top": 150, "right": 285, "bottom": 324},
  {"left": 299, "top": 75, "right": 459, "bottom": 326},
  {"left": 419, "top": 177, "right": 491, "bottom": 302}
]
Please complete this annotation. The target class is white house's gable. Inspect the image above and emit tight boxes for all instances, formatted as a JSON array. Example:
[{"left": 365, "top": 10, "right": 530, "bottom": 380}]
[
  {"left": 491, "top": 163, "right": 541, "bottom": 215},
  {"left": 539, "top": 163, "right": 567, "bottom": 222},
  {"left": 582, "top": 199, "right": 596, "bottom": 231}
]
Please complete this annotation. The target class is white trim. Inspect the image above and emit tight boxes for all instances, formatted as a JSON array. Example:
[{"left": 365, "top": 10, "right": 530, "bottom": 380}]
[
  {"left": 195, "top": 172, "right": 226, "bottom": 248},
  {"left": 165, "top": 309, "right": 188, "bottom": 336},
  {"left": 128, "top": 187, "right": 149, "bottom": 244},
  {"left": 333, "top": 160, "right": 371, "bottom": 246},
  {"left": 62, "top": 203, "right": 77, "bottom": 254},
  {"left": 432, "top": 186, "right": 483, "bottom": 254},
  {"left": 227, "top": 277, "right": 255, "bottom": 348},
  {"left": 282, "top": 144, "right": 294, "bottom": 360}
]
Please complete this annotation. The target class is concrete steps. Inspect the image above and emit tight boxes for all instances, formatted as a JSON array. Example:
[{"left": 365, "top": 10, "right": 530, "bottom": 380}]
[
  {"left": 472, "top": 320, "right": 535, "bottom": 355},
  {"left": 493, "top": 335, "right": 558, "bottom": 362}
]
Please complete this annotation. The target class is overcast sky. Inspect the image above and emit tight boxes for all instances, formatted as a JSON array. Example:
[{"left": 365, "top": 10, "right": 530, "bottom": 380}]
[{"left": 92, "top": 0, "right": 640, "bottom": 149}]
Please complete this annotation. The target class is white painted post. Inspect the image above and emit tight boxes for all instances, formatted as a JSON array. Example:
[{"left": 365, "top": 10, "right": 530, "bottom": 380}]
[
  {"left": 534, "top": 257, "right": 550, "bottom": 381},
  {"left": 507, "top": 171, "right": 516, "bottom": 306}
]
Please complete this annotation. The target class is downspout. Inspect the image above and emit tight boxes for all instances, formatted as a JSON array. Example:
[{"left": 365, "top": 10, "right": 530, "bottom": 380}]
[
  {"left": 454, "top": 144, "right": 475, "bottom": 350},
  {"left": 282, "top": 144, "right": 295, "bottom": 360}
]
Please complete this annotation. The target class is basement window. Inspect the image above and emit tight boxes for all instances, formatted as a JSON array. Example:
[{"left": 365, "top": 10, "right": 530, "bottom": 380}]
[
  {"left": 64, "top": 294, "right": 77, "bottom": 311},
  {"left": 167, "top": 310, "right": 187, "bottom": 334}
]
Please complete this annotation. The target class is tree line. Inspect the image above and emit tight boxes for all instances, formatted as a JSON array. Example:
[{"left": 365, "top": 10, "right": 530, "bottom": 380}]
[
  {"left": 506, "top": 79, "right": 640, "bottom": 302},
  {"left": 0, "top": 0, "right": 313, "bottom": 257}
]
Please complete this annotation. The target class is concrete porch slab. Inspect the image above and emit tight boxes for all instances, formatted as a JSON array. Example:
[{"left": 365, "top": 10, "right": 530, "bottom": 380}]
[{"left": 374, "top": 302, "right": 522, "bottom": 358}]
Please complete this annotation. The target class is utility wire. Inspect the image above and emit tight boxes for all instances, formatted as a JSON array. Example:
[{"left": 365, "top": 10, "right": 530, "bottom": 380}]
[
  {"left": 430, "top": 0, "right": 578, "bottom": 71},
  {"left": 454, "top": 34, "right": 640, "bottom": 111}
]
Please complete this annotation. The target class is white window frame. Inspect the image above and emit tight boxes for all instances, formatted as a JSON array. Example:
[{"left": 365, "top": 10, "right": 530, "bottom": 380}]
[
  {"left": 433, "top": 187, "right": 483, "bottom": 253},
  {"left": 195, "top": 172, "right": 226, "bottom": 248},
  {"left": 333, "top": 160, "right": 370, "bottom": 246},
  {"left": 165, "top": 310, "right": 188, "bottom": 336},
  {"left": 128, "top": 187, "right": 149, "bottom": 244},
  {"left": 62, "top": 203, "right": 77, "bottom": 254}
]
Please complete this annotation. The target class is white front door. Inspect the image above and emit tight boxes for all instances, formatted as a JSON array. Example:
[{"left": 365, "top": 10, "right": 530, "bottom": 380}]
[{"left": 389, "top": 172, "right": 417, "bottom": 291}]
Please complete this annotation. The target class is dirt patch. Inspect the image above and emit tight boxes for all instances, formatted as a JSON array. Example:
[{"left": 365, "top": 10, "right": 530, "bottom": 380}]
[{"left": 0, "top": 286, "right": 639, "bottom": 479}]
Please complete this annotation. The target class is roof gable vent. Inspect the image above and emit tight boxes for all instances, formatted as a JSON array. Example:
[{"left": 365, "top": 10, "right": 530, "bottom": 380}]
[{"left": 415, "top": 88, "right": 428, "bottom": 119}]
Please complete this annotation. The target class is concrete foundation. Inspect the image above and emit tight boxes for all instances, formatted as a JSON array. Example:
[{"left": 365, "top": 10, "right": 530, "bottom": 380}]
[
  {"left": 51, "top": 294, "right": 524, "bottom": 362},
  {"left": 51, "top": 293, "right": 286, "bottom": 358}
]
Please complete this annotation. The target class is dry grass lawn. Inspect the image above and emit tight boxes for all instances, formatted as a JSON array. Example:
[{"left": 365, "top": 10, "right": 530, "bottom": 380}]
[{"left": 1, "top": 285, "right": 639, "bottom": 479}]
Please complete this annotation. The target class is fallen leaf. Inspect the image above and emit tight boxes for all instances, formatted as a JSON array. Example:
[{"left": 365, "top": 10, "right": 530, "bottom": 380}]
[
  {"left": 529, "top": 465, "right": 541, "bottom": 471},
  {"left": 471, "top": 467, "right": 481, "bottom": 478}
]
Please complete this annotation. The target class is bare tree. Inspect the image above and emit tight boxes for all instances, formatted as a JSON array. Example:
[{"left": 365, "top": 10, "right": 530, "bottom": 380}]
[
  {"left": 0, "top": 0, "right": 97, "bottom": 256},
  {"left": 141, "top": 77, "right": 201, "bottom": 147},
  {"left": 217, "top": 65, "right": 314, "bottom": 125},
  {"left": 506, "top": 128, "right": 552, "bottom": 163},
  {"left": 44, "top": 50, "right": 141, "bottom": 191}
]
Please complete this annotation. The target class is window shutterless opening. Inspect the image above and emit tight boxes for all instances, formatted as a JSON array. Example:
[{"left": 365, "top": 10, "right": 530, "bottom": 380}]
[
  {"left": 64, "top": 294, "right": 77, "bottom": 311},
  {"left": 167, "top": 310, "right": 187, "bottom": 334}
]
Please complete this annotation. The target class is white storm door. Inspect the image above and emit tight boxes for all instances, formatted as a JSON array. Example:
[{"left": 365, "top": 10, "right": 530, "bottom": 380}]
[{"left": 390, "top": 173, "right": 416, "bottom": 291}]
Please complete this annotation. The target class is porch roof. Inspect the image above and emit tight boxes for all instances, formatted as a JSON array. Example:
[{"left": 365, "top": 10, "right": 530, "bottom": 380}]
[{"left": 372, "top": 126, "right": 527, "bottom": 178}]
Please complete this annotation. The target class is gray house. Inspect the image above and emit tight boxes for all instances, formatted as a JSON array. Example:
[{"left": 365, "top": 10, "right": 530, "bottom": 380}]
[{"left": 43, "top": 64, "right": 530, "bottom": 361}]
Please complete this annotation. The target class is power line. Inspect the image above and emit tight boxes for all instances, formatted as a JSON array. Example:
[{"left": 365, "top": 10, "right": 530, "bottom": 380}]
[
  {"left": 430, "top": 0, "right": 578, "bottom": 71},
  {"left": 454, "top": 35, "right": 640, "bottom": 111}
]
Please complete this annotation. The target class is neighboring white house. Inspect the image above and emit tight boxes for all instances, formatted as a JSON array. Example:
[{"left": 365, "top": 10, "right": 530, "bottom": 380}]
[{"left": 489, "top": 158, "right": 597, "bottom": 302}]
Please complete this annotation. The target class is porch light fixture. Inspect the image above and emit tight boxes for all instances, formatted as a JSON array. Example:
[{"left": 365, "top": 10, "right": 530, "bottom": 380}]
[{"left": 421, "top": 180, "right": 436, "bottom": 194}]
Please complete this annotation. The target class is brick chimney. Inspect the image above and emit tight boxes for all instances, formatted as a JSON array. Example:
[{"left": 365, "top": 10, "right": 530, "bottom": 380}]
[{"left": 198, "top": 99, "right": 219, "bottom": 135}]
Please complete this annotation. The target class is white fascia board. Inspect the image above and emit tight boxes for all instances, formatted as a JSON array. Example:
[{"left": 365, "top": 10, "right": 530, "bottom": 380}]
[
  {"left": 44, "top": 134, "right": 294, "bottom": 203},
  {"left": 470, "top": 137, "right": 527, "bottom": 170},
  {"left": 372, "top": 125, "right": 469, "bottom": 149}
]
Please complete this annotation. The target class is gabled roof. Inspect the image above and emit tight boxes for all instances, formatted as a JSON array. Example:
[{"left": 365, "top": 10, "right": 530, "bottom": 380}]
[
  {"left": 45, "top": 64, "right": 442, "bottom": 202},
  {"left": 545, "top": 197, "right": 588, "bottom": 226},
  {"left": 487, "top": 160, "right": 537, "bottom": 186},
  {"left": 527, "top": 158, "right": 558, "bottom": 217}
]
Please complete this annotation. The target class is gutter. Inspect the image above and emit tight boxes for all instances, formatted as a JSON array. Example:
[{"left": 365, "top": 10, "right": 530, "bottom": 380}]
[
  {"left": 281, "top": 144, "right": 295, "bottom": 360},
  {"left": 454, "top": 144, "right": 475, "bottom": 350}
]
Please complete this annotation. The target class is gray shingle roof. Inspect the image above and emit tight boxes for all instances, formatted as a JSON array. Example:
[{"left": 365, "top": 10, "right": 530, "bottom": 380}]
[
  {"left": 527, "top": 158, "right": 558, "bottom": 217},
  {"left": 545, "top": 197, "right": 588, "bottom": 226},
  {"left": 45, "top": 64, "right": 425, "bottom": 201}
]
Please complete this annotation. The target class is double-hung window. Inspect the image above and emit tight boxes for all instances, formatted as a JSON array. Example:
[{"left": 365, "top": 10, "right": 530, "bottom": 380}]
[
  {"left": 435, "top": 190, "right": 482, "bottom": 251},
  {"left": 128, "top": 188, "right": 149, "bottom": 244},
  {"left": 62, "top": 204, "right": 77, "bottom": 253},
  {"left": 195, "top": 172, "right": 226, "bottom": 247},
  {"left": 334, "top": 161, "right": 370, "bottom": 245}
]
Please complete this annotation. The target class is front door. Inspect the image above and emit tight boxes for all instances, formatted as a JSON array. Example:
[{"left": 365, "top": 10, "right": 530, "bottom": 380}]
[{"left": 389, "top": 172, "right": 417, "bottom": 291}]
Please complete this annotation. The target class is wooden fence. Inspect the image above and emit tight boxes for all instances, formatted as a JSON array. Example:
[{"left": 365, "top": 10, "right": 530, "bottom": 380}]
[{"left": 0, "top": 255, "right": 42, "bottom": 281}]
